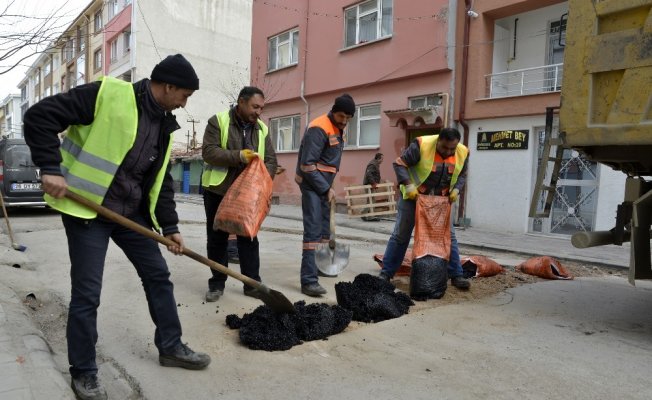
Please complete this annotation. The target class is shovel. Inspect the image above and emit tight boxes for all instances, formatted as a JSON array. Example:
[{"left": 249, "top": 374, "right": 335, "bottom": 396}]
[
  {"left": 315, "top": 197, "right": 350, "bottom": 276},
  {"left": 64, "top": 190, "right": 295, "bottom": 314}
]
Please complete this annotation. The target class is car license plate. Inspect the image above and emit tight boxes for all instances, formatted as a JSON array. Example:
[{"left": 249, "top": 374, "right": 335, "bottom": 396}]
[{"left": 11, "top": 183, "right": 41, "bottom": 190}]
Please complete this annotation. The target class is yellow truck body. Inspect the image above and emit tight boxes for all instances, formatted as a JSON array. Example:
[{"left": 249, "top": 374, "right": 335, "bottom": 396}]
[{"left": 560, "top": 0, "right": 652, "bottom": 282}]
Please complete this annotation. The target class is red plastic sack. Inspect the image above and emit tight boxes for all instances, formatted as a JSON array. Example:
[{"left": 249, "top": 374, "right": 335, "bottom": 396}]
[
  {"left": 213, "top": 158, "right": 272, "bottom": 239},
  {"left": 461, "top": 255, "right": 505, "bottom": 277},
  {"left": 516, "top": 256, "right": 574, "bottom": 280},
  {"left": 413, "top": 195, "right": 451, "bottom": 260},
  {"left": 373, "top": 248, "right": 414, "bottom": 276}
]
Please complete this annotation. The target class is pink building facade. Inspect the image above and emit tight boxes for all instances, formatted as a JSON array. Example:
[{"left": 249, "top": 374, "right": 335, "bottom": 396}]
[{"left": 251, "top": 0, "right": 456, "bottom": 205}]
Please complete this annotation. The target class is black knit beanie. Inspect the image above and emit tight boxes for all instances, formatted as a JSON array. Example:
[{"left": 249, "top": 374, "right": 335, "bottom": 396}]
[
  {"left": 331, "top": 94, "right": 356, "bottom": 116},
  {"left": 151, "top": 54, "right": 199, "bottom": 90}
]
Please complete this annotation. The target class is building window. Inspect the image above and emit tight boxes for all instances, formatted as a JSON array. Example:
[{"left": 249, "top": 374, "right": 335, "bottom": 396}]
[
  {"left": 94, "top": 11, "right": 103, "bottom": 33},
  {"left": 108, "top": 0, "right": 119, "bottom": 19},
  {"left": 43, "top": 62, "right": 51, "bottom": 76},
  {"left": 110, "top": 39, "right": 118, "bottom": 63},
  {"left": 125, "top": 0, "right": 132, "bottom": 5},
  {"left": 346, "top": 103, "right": 381, "bottom": 147},
  {"left": 94, "top": 48, "right": 102, "bottom": 71},
  {"left": 53, "top": 83, "right": 60, "bottom": 95},
  {"left": 268, "top": 28, "right": 299, "bottom": 71},
  {"left": 123, "top": 30, "right": 131, "bottom": 54},
  {"left": 63, "top": 39, "right": 74, "bottom": 62},
  {"left": 344, "top": 0, "right": 392, "bottom": 48},
  {"left": 270, "top": 115, "right": 301, "bottom": 151},
  {"left": 408, "top": 94, "right": 441, "bottom": 109}
]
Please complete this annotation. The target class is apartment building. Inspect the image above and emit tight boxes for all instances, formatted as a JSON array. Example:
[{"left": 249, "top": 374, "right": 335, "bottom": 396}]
[
  {"left": 251, "top": 0, "right": 458, "bottom": 205},
  {"left": 17, "top": 0, "right": 254, "bottom": 151},
  {"left": 0, "top": 94, "right": 22, "bottom": 139},
  {"left": 454, "top": 0, "right": 625, "bottom": 236}
]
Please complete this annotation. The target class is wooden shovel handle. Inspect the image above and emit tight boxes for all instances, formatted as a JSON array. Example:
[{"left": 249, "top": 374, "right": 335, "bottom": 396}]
[{"left": 64, "top": 190, "right": 262, "bottom": 289}]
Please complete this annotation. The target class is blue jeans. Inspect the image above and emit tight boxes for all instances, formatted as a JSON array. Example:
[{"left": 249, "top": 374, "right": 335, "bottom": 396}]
[
  {"left": 381, "top": 197, "right": 462, "bottom": 278},
  {"left": 62, "top": 213, "right": 182, "bottom": 378},
  {"left": 203, "top": 191, "right": 261, "bottom": 291},
  {"left": 300, "top": 186, "right": 330, "bottom": 285}
]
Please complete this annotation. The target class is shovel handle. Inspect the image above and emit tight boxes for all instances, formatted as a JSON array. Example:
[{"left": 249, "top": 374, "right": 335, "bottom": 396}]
[
  {"left": 329, "top": 197, "right": 336, "bottom": 248},
  {"left": 64, "top": 190, "right": 263, "bottom": 289}
]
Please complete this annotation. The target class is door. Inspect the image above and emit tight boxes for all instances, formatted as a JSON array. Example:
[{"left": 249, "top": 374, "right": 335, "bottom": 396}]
[{"left": 530, "top": 126, "right": 599, "bottom": 235}]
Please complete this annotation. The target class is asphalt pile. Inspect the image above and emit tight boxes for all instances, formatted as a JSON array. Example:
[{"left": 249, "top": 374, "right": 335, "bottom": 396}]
[
  {"left": 225, "top": 300, "right": 352, "bottom": 351},
  {"left": 410, "top": 256, "right": 448, "bottom": 301},
  {"left": 335, "top": 273, "right": 414, "bottom": 322}
]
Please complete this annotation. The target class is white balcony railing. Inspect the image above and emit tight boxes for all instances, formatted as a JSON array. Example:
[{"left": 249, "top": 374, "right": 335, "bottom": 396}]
[{"left": 485, "top": 63, "right": 563, "bottom": 99}]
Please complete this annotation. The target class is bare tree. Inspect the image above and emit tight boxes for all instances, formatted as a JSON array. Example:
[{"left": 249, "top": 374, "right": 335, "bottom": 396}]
[{"left": 0, "top": 0, "right": 75, "bottom": 75}]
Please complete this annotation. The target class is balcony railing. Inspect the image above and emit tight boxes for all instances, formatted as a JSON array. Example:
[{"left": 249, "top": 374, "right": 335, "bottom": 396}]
[{"left": 485, "top": 63, "right": 563, "bottom": 99}]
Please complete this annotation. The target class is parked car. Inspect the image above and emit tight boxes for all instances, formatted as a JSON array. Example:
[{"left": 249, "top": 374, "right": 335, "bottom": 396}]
[{"left": 0, "top": 138, "right": 46, "bottom": 206}]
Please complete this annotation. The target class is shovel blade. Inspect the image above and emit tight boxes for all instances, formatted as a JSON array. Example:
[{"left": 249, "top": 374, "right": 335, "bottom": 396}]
[
  {"left": 257, "top": 284, "right": 295, "bottom": 314},
  {"left": 315, "top": 243, "right": 350, "bottom": 277}
]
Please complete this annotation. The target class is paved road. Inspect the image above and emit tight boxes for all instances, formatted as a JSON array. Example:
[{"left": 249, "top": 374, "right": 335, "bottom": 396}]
[{"left": 0, "top": 200, "right": 650, "bottom": 400}]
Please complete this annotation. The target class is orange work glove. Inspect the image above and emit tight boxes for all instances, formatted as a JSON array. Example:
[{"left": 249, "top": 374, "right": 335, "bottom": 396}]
[
  {"left": 449, "top": 188, "right": 460, "bottom": 203},
  {"left": 239, "top": 149, "right": 258, "bottom": 164}
]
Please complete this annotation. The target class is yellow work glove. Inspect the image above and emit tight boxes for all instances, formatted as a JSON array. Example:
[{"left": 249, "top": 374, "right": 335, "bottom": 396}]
[
  {"left": 449, "top": 188, "right": 460, "bottom": 203},
  {"left": 403, "top": 183, "right": 418, "bottom": 200},
  {"left": 239, "top": 149, "right": 258, "bottom": 164}
]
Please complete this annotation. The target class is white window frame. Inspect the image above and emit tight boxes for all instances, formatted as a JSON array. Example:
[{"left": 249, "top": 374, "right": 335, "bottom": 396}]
[
  {"left": 110, "top": 39, "right": 118, "bottom": 63},
  {"left": 123, "top": 30, "right": 131, "bottom": 54},
  {"left": 268, "top": 28, "right": 299, "bottom": 71},
  {"left": 408, "top": 94, "right": 441, "bottom": 109},
  {"left": 345, "top": 103, "right": 381, "bottom": 148},
  {"left": 270, "top": 115, "right": 301, "bottom": 152},
  {"left": 94, "top": 48, "right": 102, "bottom": 71},
  {"left": 94, "top": 12, "right": 103, "bottom": 33},
  {"left": 108, "top": 0, "right": 119, "bottom": 20},
  {"left": 344, "top": 0, "right": 393, "bottom": 48}
]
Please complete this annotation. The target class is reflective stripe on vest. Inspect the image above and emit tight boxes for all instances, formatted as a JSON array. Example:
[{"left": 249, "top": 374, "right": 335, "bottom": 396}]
[
  {"left": 46, "top": 76, "right": 173, "bottom": 230},
  {"left": 399, "top": 135, "right": 469, "bottom": 198},
  {"left": 201, "top": 110, "right": 268, "bottom": 188}
]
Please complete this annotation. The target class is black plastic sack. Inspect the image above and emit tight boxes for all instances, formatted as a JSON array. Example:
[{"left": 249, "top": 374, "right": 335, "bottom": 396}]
[{"left": 410, "top": 255, "right": 448, "bottom": 300}]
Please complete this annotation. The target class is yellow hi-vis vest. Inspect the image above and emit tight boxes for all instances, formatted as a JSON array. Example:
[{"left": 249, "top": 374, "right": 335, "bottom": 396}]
[
  {"left": 46, "top": 76, "right": 174, "bottom": 230},
  {"left": 399, "top": 135, "right": 469, "bottom": 199},
  {"left": 201, "top": 110, "right": 268, "bottom": 188}
]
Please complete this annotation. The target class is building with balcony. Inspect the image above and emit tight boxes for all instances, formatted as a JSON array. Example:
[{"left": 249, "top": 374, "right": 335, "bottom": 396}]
[
  {"left": 454, "top": 0, "right": 625, "bottom": 236},
  {"left": 17, "top": 0, "right": 253, "bottom": 156},
  {"left": 0, "top": 94, "right": 22, "bottom": 139},
  {"left": 251, "top": 0, "right": 458, "bottom": 204}
]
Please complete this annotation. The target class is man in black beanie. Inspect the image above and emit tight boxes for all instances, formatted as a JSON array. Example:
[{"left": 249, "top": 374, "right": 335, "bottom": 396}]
[
  {"left": 295, "top": 94, "right": 356, "bottom": 296},
  {"left": 23, "top": 53, "right": 209, "bottom": 400}
]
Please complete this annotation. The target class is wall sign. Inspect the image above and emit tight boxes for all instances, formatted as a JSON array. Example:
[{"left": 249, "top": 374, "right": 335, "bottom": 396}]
[{"left": 477, "top": 129, "right": 529, "bottom": 150}]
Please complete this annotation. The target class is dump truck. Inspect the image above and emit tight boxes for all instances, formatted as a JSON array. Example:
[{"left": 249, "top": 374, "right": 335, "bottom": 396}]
[{"left": 530, "top": 0, "right": 652, "bottom": 284}]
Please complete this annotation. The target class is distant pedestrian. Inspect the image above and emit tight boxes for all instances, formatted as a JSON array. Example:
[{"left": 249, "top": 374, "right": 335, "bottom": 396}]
[
  {"left": 23, "top": 54, "right": 211, "bottom": 400},
  {"left": 295, "top": 94, "right": 355, "bottom": 296},
  {"left": 362, "top": 152, "right": 384, "bottom": 221},
  {"left": 201, "top": 86, "right": 278, "bottom": 302}
]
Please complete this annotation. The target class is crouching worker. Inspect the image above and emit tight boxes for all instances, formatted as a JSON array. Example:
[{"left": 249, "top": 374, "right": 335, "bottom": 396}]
[
  {"left": 23, "top": 54, "right": 210, "bottom": 400},
  {"left": 379, "top": 128, "right": 471, "bottom": 290},
  {"left": 201, "top": 86, "right": 278, "bottom": 302}
]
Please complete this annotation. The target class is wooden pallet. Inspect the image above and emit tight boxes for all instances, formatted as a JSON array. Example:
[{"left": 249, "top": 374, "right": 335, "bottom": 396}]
[{"left": 344, "top": 182, "right": 397, "bottom": 218}]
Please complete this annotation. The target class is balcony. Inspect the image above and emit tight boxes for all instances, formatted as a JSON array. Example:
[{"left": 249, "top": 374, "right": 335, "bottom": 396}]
[{"left": 485, "top": 63, "right": 563, "bottom": 99}]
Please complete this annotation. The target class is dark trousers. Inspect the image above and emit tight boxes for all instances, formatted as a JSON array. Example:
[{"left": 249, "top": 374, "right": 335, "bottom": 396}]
[
  {"left": 203, "top": 190, "right": 261, "bottom": 291},
  {"left": 300, "top": 186, "right": 330, "bottom": 285},
  {"left": 62, "top": 213, "right": 182, "bottom": 378}
]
